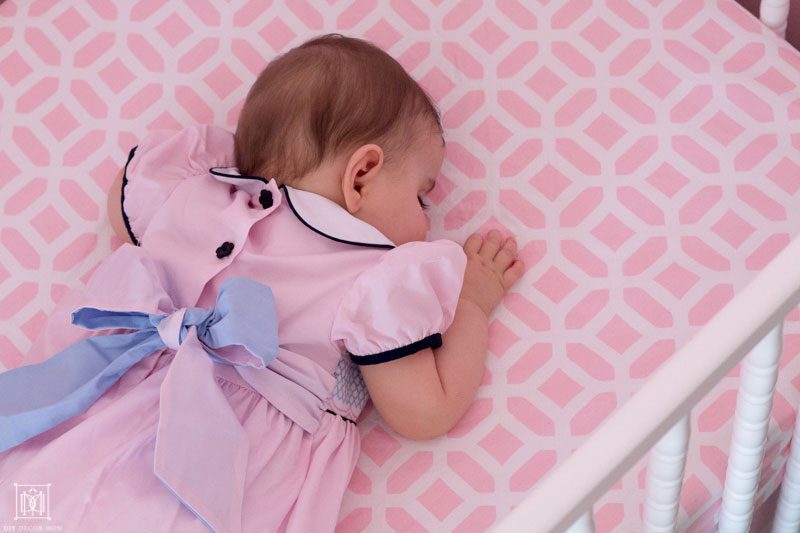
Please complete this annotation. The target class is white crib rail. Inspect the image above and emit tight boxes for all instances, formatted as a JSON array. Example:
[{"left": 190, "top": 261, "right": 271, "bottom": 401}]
[
  {"left": 492, "top": 234, "right": 800, "bottom": 533},
  {"left": 564, "top": 511, "right": 594, "bottom": 532}
]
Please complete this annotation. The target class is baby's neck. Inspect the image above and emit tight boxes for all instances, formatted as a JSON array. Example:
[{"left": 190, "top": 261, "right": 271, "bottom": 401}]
[{"left": 290, "top": 160, "right": 348, "bottom": 210}]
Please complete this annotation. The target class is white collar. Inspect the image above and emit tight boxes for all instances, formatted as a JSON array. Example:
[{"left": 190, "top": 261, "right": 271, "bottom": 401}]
[
  {"left": 280, "top": 185, "right": 396, "bottom": 249},
  {"left": 207, "top": 166, "right": 395, "bottom": 249}
]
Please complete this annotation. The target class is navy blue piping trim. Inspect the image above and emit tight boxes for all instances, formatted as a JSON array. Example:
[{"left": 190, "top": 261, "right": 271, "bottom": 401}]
[
  {"left": 349, "top": 333, "right": 443, "bottom": 365},
  {"left": 324, "top": 409, "right": 357, "bottom": 425},
  {"left": 208, "top": 166, "right": 269, "bottom": 184},
  {"left": 121, "top": 145, "right": 140, "bottom": 247},
  {"left": 279, "top": 184, "right": 395, "bottom": 250}
]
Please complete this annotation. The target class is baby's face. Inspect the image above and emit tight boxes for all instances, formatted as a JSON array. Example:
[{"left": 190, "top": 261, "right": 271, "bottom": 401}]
[{"left": 365, "top": 131, "right": 445, "bottom": 245}]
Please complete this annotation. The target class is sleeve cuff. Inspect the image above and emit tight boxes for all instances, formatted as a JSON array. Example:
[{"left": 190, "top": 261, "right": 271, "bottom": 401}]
[
  {"left": 348, "top": 333, "right": 443, "bottom": 365},
  {"left": 121, "top": 145, "right": 140, "bottom": 246}
]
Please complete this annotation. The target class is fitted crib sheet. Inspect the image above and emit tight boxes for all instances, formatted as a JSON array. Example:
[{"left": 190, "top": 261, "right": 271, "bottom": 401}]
[{"left": 1, "top": 0, "right": 800, "bottom": 531}]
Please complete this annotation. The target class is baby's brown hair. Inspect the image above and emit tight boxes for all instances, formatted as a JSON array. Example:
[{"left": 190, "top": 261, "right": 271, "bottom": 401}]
[{"left": 234, "top": 33, "right": 443, "bottom": 186}]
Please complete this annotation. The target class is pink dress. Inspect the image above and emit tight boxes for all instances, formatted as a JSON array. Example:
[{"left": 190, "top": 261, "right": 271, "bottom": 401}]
[{"left": 0, "top": 124, "right": 466, "bottom": 532}]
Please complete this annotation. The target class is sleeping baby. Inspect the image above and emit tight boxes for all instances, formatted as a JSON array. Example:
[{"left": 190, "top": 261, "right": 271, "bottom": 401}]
[{"left": 0, "top": 32, "right": 525, "bottom": 532}]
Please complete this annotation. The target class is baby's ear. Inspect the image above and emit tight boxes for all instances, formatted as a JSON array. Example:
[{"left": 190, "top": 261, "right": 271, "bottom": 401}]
[{"left": 341, "top": 143, "right": 383, "bottom": 213}]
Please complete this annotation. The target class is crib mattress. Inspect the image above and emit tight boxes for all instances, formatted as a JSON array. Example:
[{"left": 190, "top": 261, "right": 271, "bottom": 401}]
[{"left": 1, "top": 0, "right": 800, "bottom": 531}]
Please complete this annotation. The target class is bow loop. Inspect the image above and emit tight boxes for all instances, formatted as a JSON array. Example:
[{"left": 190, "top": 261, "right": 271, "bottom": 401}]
[{"left": 198, "top": 277, "right": 280, "bottom": 367}]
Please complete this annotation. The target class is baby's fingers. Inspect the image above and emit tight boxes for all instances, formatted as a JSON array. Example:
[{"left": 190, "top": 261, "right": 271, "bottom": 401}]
[
  {"left": 479, "top": 229, "right": 503, "bottom": 260},
  {"left": 502, "top": 259, "right": 525, "bottom": 290},
  {"left": 494, "top": 237, "right": 517, "bottom": 270},
  {"left": 464, "top": 233, "right": 482, "bottom": 257}
]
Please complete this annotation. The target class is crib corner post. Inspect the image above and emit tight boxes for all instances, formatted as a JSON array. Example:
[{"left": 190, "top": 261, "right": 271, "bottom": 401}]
[{"left": 759, "top": 0, "right": 790, "bottom": 39}]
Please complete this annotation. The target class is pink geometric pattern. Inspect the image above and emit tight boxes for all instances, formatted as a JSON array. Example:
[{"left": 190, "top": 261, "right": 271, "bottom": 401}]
[{"left": 1, "top": 1, "right": 799, "bottom": 531}]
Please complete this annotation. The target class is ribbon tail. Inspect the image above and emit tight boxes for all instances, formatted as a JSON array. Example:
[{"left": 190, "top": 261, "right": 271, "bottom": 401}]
[
  {"left": 0, "top": 331, "right": 165, "bottom": 452},
  {"left": 153, "top": 326, "right": 249, "bottom": 533}
]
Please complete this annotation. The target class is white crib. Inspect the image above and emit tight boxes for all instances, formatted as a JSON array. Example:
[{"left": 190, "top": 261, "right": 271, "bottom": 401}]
[{"left": 493, "top": 2, "right": 798, "bottom": 532}]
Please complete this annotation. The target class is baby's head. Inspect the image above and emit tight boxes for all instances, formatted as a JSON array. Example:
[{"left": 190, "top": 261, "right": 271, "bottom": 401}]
[{"left": 235, "top": 33, "right": 445, "bottom": 245}]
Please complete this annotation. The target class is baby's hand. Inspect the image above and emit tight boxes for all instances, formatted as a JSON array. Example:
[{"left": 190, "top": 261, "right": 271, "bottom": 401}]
[{"left": 460, "top": 229, "right": 525, "bottom": 318}]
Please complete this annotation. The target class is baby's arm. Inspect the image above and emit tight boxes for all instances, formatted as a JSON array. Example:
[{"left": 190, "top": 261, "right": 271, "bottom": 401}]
[{"left": 358, "top": 230, "right": 524, "bottom": 440}]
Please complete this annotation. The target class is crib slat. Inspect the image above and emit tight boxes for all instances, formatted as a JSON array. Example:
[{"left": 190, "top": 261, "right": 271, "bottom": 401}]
[
  {"left": 643, "top": 415, "right": 690, "bottom": 532},
  {"left": 773, "top": 397, "right": 800, "bottom": 532},
  {"left": 719, "top": 323, "right": 783, "bottom": 532},
  {"left": 564, "top": 511, "right": 594, "bottom": 532},
  {"left": 760, "top": 0, "right": 790, "bottom": 38}
]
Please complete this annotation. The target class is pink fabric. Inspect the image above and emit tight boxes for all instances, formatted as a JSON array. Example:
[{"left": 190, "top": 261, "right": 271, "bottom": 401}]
[
  {"left": 332, "top": 240, "right": 466, "bottom": 358},
  {"left": 0, "top": 124, "right": 467, "bottom": 532},
  {"left": 3, "top": 1, "right": 800, "bottom": 530}
]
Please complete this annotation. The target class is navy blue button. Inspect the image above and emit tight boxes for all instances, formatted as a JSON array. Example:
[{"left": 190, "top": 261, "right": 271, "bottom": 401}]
[
  {"left": 259, "top": 189, "right": 273, "bottom": 209},
  {"left": 216, "top": 241, "right": 234, "bottom": 259}
]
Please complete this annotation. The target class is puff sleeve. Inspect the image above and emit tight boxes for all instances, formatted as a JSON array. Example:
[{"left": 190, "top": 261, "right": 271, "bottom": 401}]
[
  {"left": 331, "top": 239, "right": 467, "bottom": 365},
  {"left": 121, "top": 124, "right": 234, "bottom": 245}
]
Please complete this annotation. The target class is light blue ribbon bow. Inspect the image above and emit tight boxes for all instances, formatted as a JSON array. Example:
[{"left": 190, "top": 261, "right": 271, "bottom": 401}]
[
  {"left": 0, "top": 247, "right": 280, "bottom": 533},
  {"left": 0, "top": 276, "right": 279, "bottom": 452}
]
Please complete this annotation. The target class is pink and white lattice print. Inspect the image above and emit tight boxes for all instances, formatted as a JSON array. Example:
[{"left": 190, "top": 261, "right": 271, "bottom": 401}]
[{"left": 1, "top": 1, "right": 800, "bottom": 531}]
